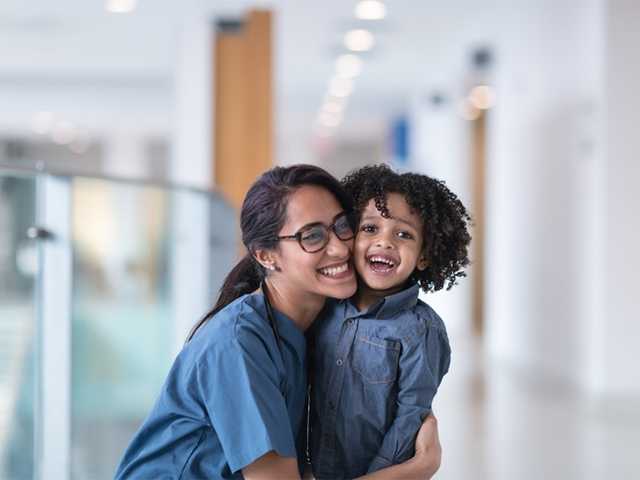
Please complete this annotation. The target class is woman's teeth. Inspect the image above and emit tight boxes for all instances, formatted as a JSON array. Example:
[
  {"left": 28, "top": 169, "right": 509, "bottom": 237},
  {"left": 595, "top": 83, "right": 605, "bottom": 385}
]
[{"left": 319, "top": 262, "right": 349, "bottom": 277}]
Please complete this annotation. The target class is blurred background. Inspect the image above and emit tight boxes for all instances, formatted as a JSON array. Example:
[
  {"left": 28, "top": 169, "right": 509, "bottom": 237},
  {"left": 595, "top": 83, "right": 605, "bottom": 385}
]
[{"left": 1, "top": 0, "right": 639, "bottom": 479}]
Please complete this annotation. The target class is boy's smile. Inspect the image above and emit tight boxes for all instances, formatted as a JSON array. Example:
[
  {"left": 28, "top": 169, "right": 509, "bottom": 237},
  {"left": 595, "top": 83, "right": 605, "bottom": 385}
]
[{"left": 354, "top": 192, "right": 428, "bottom": 309}]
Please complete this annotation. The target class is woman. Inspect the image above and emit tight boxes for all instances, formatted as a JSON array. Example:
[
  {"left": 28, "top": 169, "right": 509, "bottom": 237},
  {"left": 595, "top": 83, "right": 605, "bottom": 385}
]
[{"left": 115, "top": 165, "right": 441, "bottom": 479}]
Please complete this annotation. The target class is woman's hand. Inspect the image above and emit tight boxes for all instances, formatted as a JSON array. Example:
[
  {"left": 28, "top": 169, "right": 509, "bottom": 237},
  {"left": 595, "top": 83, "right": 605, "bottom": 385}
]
[{"left": 356, "top": 413, "right": 442, "bottom": 480}]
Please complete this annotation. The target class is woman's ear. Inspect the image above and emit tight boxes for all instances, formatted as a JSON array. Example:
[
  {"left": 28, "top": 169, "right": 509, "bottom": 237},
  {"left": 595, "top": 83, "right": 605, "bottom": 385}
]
[{"left": 254, "top": 249, "right": 279, "bottom": 272}]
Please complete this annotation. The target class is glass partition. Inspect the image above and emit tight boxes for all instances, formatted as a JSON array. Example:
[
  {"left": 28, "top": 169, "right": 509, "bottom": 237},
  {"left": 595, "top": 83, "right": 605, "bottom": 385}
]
[
  {"left": 0, "top": 166, "right": 237, "bottom": 479},
  {"left": 70, "top": 178, "right": 175, "bottom": 478},
  {"left": 0, "top": 173, "right": 38, "bottom": 480}
]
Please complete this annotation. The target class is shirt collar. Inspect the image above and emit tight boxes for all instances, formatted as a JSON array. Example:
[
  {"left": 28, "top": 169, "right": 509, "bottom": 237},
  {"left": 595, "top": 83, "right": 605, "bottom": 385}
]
[{"left": 344, "top": 282, "right": 420, "bottom": 320}]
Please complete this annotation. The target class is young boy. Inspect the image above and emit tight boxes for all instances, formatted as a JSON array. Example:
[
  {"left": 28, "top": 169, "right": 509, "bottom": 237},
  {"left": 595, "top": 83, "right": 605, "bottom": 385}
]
[{"left": 307, "top": 164, "right": 471, "bottom": 479}]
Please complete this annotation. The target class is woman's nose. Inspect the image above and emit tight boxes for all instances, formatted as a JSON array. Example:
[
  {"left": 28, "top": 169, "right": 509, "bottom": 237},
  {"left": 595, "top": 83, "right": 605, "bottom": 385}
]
[{"left": 326, "top": 231, "right": 352, "bottom": 257}]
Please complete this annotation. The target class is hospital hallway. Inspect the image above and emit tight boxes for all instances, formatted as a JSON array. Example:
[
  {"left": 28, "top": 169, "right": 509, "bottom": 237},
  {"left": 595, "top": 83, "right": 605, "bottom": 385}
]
[{"left": 434, "top": 335, "right": 640, "bottom": 480}]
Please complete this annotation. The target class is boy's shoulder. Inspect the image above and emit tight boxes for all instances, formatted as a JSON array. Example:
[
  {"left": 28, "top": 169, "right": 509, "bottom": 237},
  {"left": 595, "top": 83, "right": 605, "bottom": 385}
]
[{"left": 412, "top": 299, "right": 447, "bottom": 333}]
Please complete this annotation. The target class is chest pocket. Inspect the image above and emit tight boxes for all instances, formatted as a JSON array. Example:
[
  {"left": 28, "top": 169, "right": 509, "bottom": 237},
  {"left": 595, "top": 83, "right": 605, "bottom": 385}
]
[{"left": 351, "top": 336, "right": 401, "bottom": 384}]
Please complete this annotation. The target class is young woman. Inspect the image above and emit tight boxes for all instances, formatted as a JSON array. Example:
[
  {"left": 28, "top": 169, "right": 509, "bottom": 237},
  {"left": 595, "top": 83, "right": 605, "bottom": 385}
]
[{"left": 115, "top": 165, "right": 441, "bottom": 479}]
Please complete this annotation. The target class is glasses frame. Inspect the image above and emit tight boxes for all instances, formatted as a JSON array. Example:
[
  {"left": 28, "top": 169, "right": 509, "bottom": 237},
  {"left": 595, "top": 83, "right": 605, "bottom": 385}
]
[{"left": 275, "top": 211, "right": 356, "bottom": 253}]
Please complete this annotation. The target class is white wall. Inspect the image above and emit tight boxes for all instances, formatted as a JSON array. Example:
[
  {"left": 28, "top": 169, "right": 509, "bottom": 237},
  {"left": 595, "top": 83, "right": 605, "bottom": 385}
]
[
  {"left": 408, "top": 1, "right": 635, "bottom": 396},
  {"left": 485, "top": 1, "right": 605, "bottom": 389}
]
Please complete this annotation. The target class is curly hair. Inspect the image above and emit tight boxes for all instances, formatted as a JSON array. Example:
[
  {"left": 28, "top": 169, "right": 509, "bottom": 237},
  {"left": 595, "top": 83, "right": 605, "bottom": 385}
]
[{"left": 341, "top": 164, "right": 472, "bottom": 293}]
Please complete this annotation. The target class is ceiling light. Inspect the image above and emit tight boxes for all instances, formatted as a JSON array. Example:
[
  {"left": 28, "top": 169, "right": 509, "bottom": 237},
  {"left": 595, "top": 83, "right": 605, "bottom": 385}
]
[
  {"left": 468, "top": 85, "right": 495, "bottom": 110},
  {"left": 106, "top": 0, "right": 137, "bottom": 13},
  {"left": 322, "top": 101, "right": 345, "bottom": 114},
  {"left": 318, "top": 112, "right": 343, "bottom": 128},
  {"left": 344, "top": 29, "right": 375, "bottom": 52},
  {"left": 355, "top": 1, "right": 387, "bottom": 20},
  {"left": 328, "top": 77, "right": 354, "bottom": 98},
  {"left": 51, "top": 121, "right": 77, "bottom": 145},
  {"left": 458, "top": 100, "right": 481, "bottom": 121},
  {"left": 32, "top": 111, "right": 54, "bottom": 135},
  {"left": 335, "top": 54, "right": 363, "bottom": 78}
]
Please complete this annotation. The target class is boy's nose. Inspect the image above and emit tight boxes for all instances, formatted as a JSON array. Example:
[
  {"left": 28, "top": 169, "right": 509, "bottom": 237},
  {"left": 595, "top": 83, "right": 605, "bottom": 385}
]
[{"left": 374, "top": 235, "right": 395, "bottom": 249}]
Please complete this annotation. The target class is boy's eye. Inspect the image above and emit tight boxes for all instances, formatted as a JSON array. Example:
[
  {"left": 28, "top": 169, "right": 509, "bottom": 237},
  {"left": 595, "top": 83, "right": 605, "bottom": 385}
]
[
  {"left": 360, "top": 224, "right": 377, "bottom": 234},
  {"left": 397, "top": 231, "right": 414, "bottom": 240}
]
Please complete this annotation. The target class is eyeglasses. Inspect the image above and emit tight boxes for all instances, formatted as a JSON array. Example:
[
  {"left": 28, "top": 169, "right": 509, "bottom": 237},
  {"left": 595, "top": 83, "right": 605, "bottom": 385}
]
[{"left": 275, "top": 212, "right": 356, "bottom": 253}]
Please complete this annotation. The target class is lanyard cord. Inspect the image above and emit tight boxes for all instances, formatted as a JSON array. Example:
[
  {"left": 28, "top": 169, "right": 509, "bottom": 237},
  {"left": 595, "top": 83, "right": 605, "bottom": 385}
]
[{"left": 262, "top": 281, "right": 313, "bottom": 466}]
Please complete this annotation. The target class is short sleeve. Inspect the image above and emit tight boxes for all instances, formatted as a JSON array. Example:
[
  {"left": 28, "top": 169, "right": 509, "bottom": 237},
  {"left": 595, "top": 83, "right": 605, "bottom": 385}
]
[{"left": 195, "top": 318, "right": 296, "bottom": 473}]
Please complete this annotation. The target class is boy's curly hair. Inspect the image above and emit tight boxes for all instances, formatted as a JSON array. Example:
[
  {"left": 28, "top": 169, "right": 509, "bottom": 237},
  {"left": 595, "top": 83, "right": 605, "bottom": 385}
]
[{"left": 341, "top": 164, "right": 472, "bottom": 293}]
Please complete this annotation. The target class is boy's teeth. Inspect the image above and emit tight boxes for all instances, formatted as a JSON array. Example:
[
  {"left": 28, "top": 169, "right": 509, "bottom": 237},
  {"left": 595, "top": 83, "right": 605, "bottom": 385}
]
[
  {"left": 369, "top": 256, "right": 395, "bottom": 266},
  {"left": 320, "top": 263, "right": 348, "bottom": 277}
]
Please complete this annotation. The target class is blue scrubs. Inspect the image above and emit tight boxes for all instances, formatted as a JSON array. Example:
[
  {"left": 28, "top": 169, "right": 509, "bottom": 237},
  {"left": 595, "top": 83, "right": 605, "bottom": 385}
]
[{"left": 114, "top": 293, "right": 307, "bottom": 479}]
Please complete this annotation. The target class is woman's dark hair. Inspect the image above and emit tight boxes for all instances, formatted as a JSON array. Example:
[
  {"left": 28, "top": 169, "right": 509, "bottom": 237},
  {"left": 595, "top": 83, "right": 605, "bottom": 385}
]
[
  {"left": 187, "top": 164, "right": 353, "bottom": 341},
  {"left": 341, "top": 163, "right": 472, "bottom": 293}
]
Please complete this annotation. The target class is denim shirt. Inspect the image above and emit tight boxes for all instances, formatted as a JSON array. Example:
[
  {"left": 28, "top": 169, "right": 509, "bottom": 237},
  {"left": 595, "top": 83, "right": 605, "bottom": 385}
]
[{"left": 308, "top": 283, "right": 451, "bottom": 479}]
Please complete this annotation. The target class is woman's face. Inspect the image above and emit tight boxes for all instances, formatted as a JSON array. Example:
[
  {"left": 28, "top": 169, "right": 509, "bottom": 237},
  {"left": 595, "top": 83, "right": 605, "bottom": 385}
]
[{"left": 269, "top": 185, "right": 357, "bottom": 300}]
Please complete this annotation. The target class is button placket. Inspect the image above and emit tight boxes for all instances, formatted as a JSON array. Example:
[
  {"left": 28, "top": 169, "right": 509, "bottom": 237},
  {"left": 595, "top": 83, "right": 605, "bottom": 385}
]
[{"left": 318, "top": 312, "right": 358, "bottom": 477}]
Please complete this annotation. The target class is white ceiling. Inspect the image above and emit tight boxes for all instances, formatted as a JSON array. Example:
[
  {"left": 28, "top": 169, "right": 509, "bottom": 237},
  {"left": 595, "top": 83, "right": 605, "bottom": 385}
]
[{"left": 0, "top": 0, "right": 505, "bottom": 139}]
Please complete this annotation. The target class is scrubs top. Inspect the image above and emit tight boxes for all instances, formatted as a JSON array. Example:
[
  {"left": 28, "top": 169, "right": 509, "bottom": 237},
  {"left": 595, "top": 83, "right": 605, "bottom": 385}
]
[{"left": 114, "top": 292, "right": 307, "bottom": 479}]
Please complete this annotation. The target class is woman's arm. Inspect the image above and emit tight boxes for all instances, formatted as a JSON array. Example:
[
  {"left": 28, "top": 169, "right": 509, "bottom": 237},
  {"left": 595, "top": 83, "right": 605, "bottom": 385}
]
[
  {"left": 242, "top": 451, "right": 301, "bottom": 480},
  {"left": 242, "top": 415, "right": 441, "bottom": 480},
  {"left": 356, "top": 414, "right": 442, "bottom": 480}
]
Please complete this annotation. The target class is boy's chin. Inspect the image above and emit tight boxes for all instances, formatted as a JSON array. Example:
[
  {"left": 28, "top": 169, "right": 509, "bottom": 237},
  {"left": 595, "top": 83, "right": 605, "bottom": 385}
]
[{"left": 359, "top": 273, "right": 412, "bottom": 294}]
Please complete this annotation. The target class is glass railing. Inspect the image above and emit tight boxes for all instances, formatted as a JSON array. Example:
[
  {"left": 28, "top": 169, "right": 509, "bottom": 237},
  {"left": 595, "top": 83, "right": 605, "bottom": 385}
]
[{"left": 0, "top": 164, "right": 238, "bottom": 480}]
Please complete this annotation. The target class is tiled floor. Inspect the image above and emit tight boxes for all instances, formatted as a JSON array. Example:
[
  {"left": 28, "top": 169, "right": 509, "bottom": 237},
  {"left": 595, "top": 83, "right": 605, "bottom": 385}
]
[{"left": 434, "top": 337, "right": 640, "bottom": 480}]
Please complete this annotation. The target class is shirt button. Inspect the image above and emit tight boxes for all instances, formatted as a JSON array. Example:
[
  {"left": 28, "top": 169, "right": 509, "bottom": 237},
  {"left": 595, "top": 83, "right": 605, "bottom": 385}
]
[
  {"left": 336, "top": 358, "right": 343, "bottom": 366},
  {"left": 347, "top": 319, "right": 354, "bottom": 325}
]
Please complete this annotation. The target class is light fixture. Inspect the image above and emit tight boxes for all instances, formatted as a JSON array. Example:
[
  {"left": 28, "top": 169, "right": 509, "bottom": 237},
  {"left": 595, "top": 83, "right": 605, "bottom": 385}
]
[
  {"left": 355, "top": 0, "right": 387, "bottom": 20},
  {"left": 322, "top": 100, "right": 345, "bottom": 115},
  {"left": 468, "top": 85, "right": 495, "bottom": 110},
  {"left": 317, "top": 112, "right": 343, "bottom": 128},
  {"left": 458, "top": 99, "right": 481, "bottom": 121},
  {"left": 105, "top": 0, "right": 137, "bottom": 13},
  {"left": 328, "top": 77, "right": 354, "bottom": 98},
  {"left": 32, "top": 111, "right": 54, "bottom": 135},
  {"left": 51, "top": 121, "right": 77, "bottom": 145},
  {"left": 344, "top": 29, "right": 375, "bottom": 52},
  {"left": 335, "top": 54, "right": 363, "bottom": 78}
]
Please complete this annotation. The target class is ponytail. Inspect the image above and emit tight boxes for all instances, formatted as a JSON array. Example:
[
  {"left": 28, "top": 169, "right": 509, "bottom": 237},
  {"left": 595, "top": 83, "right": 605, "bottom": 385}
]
[{"left": 186, "top": 254, "right": 264, "bottom": 342}]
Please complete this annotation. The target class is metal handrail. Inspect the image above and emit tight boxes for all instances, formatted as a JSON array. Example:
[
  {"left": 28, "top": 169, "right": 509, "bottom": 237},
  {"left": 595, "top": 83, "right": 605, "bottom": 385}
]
[{"left": 0, "top": 160, "right": 228, "bottom": 202}]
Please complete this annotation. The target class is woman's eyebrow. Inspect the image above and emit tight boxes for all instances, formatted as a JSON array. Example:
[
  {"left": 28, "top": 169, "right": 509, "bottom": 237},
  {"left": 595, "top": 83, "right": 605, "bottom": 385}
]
[{"left": 296, "top": 211, "right": 346, "bottom": 230}]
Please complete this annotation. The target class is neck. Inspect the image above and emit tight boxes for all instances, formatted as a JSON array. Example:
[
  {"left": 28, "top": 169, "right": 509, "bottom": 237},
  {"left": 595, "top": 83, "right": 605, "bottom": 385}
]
[
  {"left": 354, "top": 282, "right": 406, "bottom": 311},
  {"left": 263, "top": 277, "right": 325, "bottom": 332}
]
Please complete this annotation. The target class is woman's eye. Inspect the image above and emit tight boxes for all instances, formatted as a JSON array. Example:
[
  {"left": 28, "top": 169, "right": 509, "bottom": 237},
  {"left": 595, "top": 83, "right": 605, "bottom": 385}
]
[
  {"left": 360, "top": 224, "right": 377, "bottom": 233},
  {"left": 302, "top": 228, "right": 325, "bottom": 243},
  {"left": 397, "top": 231, "right": 414, "bottom": 240}
]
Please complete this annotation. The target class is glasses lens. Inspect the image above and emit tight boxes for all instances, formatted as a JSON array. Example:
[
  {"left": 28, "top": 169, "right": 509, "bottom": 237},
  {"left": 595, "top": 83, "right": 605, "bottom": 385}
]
[
  {"left": 334, "top": 213, "right": 355, "bottom": 240},
  {"left": 300, "top": 225, "right": 329, "bottom": 252}
]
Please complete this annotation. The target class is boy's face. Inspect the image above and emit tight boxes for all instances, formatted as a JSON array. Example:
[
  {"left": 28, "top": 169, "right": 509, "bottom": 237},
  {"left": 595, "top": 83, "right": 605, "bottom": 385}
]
[{"left": 354, "top": 192, "right": 428, "bottom": 296}]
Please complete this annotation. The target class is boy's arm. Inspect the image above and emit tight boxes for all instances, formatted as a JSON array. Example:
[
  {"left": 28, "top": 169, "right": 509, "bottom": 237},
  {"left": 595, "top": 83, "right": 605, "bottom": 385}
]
[{"left": 366, "top": 326, "right": 451, "bottom": 473}]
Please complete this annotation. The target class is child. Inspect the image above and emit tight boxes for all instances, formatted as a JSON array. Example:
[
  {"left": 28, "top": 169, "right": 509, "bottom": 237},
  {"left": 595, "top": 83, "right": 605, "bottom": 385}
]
[{"left": 307, "top": 164, "right": 471, "bottom": 479}]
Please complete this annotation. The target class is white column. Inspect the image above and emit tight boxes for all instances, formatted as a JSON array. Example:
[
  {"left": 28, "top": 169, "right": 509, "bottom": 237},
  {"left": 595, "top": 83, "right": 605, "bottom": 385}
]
[
  {"left": 170, "top": 9, "right": 213, "bottom": 190},
  {"left": 35, "top": 175, "right": 72, "bottom": 480},
  {"left": 599, "top": 0, "right": 640, "bottom": 395}
]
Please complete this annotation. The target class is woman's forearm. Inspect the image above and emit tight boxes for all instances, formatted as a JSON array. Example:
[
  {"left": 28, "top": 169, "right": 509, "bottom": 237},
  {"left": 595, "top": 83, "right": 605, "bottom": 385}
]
[
  {"left": 356, "top": 414, "right": 441, "bottom": 480},
  {"left": 356, "top": 455, "right": 434, "bottom": 480}
]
